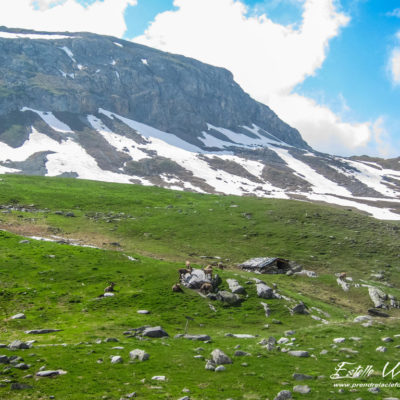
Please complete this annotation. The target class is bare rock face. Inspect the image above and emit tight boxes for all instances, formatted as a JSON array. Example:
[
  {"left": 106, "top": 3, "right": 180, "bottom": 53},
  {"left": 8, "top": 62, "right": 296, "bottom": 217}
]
[{"left": 0, "top": 27, "right": 308, "bottom": 150}]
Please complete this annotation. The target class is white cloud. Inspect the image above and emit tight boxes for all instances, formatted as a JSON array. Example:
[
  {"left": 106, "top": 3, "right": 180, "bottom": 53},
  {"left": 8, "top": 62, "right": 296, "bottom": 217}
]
[
  {"left": 268, "top": 92, "right": 372, "bottom": 155},
  {"left": 133, "top": 0, "right": 384, "bottom": 156},
  {"left": 0, "top": 0, "right": 136, "bottom": 37}
]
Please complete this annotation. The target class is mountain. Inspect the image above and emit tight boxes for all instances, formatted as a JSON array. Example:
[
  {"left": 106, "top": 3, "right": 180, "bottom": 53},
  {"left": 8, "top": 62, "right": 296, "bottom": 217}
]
[{"left": 0, "top": 27, "right": 400, "bottom": 220}]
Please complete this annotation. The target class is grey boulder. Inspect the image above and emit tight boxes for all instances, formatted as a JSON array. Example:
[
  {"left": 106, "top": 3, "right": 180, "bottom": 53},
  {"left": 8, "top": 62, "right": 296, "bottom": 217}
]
[
  {"left": 142, "top": 326, "right": 169, "bottom": 338},
  {"left": 129, "top": 349, "right": 150, "bottom": 361},
  {"left": 211, "top": 349, "right": 232, "bottom": 365}
]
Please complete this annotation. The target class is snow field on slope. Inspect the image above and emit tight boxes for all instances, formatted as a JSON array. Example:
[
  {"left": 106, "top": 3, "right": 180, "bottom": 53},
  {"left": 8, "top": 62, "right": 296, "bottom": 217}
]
[
  {"left": 87, "top": 115, "right": 149, "bottom": 161},
  {"left": 339, "top": 159, "right": 400, "bottom": 199},
  {"left": 0, "top": 32, "right": 72, "bottom": 40},
  {"left": 21, "top": 107, "right": 74, "bottom": 133},
  {"left": 98, "top": 109, "right": 289, "bottom": 198}
]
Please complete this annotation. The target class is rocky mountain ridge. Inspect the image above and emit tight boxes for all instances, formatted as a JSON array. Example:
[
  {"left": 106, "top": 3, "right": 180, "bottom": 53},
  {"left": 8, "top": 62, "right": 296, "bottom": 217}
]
[{"left": 0, "top": 27, "right": 400, "bottom": 220}]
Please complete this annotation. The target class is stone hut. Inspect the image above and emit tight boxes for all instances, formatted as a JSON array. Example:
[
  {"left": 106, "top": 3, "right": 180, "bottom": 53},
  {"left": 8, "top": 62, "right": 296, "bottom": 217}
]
[{"left": 239, "top": 257, "right": 290, "bottom": 274}]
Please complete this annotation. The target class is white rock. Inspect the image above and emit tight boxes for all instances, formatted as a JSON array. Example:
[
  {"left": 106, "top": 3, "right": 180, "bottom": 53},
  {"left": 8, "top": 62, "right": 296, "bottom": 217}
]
[
  {"left": 129, "top": 349, "right": 150, "bottom": 361},
  {"left": 354, "top": 315, "right": 372, "bottom": 323},
  {"left": 11, "top": 313, "right": 26, "bottom": 320},
  {"left": 110, "top": 355, "right": 123, "bottom": 364},
  {"left": 333, "top": 338, "right": 346, "bottom": 344},
  {"left": 151, "top": 376, "right": 166, "bottom": 381}
]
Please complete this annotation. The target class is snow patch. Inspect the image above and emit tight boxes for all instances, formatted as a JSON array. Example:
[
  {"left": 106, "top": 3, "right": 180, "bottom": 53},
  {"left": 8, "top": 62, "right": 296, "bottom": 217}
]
[
  {"left": 98, "top": 109, "right": 202, "bottom": 153},
  {"left": 21, "top": 107, "right": 73, "bottom": 133},
  {"left": 271, "top": 146, "right": 352, "bottom": 197},
  {"left": 0, "top": 32, "right": 72, "bottom": 40},
  {"left": 60, "top": 46, "right": 76, "bottom": 63},
  {"left": 141, "top": 59, "right": 148, "bottom": 65},
  {"left": 113, "top": 42, "right": 123, "bottom": 48},
  {"left": 87, "top": 115, "right": 149, "bottom": 161}
]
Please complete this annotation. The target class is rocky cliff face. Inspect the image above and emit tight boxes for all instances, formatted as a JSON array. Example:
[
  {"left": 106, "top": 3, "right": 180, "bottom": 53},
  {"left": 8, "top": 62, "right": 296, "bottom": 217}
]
[
  {"left": 0, "top": 27, "right": 400, "bottom": 220},
  {"left": 0, "top": 27, "right": 308, "bottom": 149}
]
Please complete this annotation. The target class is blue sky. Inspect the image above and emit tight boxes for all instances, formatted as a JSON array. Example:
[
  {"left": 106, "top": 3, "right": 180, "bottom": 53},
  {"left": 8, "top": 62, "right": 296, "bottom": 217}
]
[{"left": 1, "top": 0, "right": 399, "bottom": 157}]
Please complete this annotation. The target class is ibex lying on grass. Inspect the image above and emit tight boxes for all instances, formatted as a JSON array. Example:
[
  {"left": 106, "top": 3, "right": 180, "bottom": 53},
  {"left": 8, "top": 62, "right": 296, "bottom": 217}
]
[
  {"left": 104, "top": 282, "right": 116, "bottom": 293},
  {"left": 172, "top": 283, "right": 183, "bottom": 293}
]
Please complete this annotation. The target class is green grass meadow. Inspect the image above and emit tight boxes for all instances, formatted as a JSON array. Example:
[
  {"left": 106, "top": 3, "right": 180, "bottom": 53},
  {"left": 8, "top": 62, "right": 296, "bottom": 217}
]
[{"left": 0, "top": 175, "right": 399, "bottom": 399}]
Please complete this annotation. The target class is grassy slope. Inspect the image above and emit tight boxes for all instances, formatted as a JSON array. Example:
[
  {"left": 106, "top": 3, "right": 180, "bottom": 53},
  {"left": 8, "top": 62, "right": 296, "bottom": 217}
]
[{"left": 0, "top": 175, "right": 399, "bottom": 399}]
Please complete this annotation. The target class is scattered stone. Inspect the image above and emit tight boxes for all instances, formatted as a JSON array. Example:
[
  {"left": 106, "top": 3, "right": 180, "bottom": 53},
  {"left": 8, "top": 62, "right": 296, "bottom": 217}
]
[
  {"left": 225, "top": 334, "right": 255, "bottom": 339},
  {"left": 110, "top": 356, "right": 123, "bottom": 364},
  {"left": 294, "top": 270, "right": 317, "bottom": 278},
  {"left": 288, "top": 351, "right": 309, "bottom": 358},
  {"left": 178, "top": 397, "right": 190, "bottom": 400},
  {"left": 278, "top": 337, "right": 290, "bottom": 345},
  {"left": 285, "top": 330, "right": 296, "bottom": 336},
  {"left": 11, "top": 313, "right": 26, "bottom": 320},
  {"left": 19, "top": 240, "right": 30, "bottom": 244},
  {"left": 36, "top": 370, "right": 67, "bottom": 377},
  {"left": 333, "top": 338, "right": 346, "bottom": 344},
  {"left": 216, "top": 291, "right": 241, "bottom": 306},
  {"left": 293, "top": 385, "right": 311, "bottom": 394},
  {"left": 274, "top": 390, "right": 292, "bottom": 400},
  {"left": 368, "top": 287, "right": 387, "bottom": 308},
  {"left": 293, "top": 373, "right": 313, "bottom": 380},
  {"left": 0, "top": 355, "right": 9, "bottom": 364},
  {"left": 137, "top": 310, "right": 150, "bottom": 314},
  {"left": 25, "top": 329, "right": 62, "bottom": 334},
  {"left": 353, "top": 315, "right": 372, "bottom": 323},
  {"left": 14, "top": 363, "right": 29, "bottom": 370},
  {"left": 234, "top": 350, "right": 250, "bottom": 357},
  {"left": 266, "top": 336, "right": 277, "bottom": 351},
  {"left": 260, "top": 302, "right": 271, "bottom": 317},
  {"left": 215, "top": 365, "right": 226, "bottom": 372},
  {"left": 376, "top": 346, "right": 387, "bottom": 352},
  {"left": 382, "top": 337, "right": 394, "bottom": 343},
  {"left": 292, "top": 302, "right": 309, "bottom": 315},
  {"left": 181, "top": 334, "right": 211, "bottom": 341},
  {"left": 105, "top": 338, "right": 119, "bottom": 343},
  {"left": 226, "top": 279, "right": 245, "bottom": 294},
  {"left": 320, "top": 350, "right": 328, "bottom": 355},
  {"left": 9, "top": 340, "right": 30, "bottom": 350},
  {"left": 151, "top": 376, "right": 166, "bottom": 381},
  {"left": 142, "top": 326, "right": 169, "bottom": 338},
  {"left": 103, "top": 292, "right": 115, "bottom": 297},
  {"left": 256, "top": 283, "right": 275, "bottom": 299},
  {"left": 211, "top": 349, "right": 232, "bottom": 364},
  {"left": 129, "top": 349, "right": 150, "bottom": 362},
  {"left": 205, "top": 360, "right": 216, "bottom": 370},
  {"left": 272, "top": 319, "right": 282, "bottom": 324}
]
